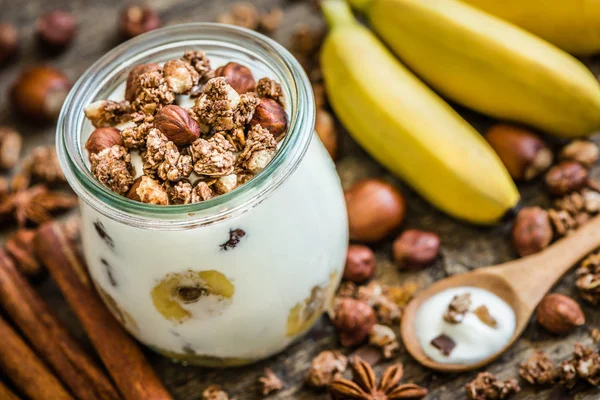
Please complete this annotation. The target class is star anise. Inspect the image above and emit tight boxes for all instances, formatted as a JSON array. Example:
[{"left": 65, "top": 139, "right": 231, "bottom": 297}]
[
  {"left": 0, "top": 184, "right": 77, "bottom": 227},
  {"left": 329, "top": 356, "right": 428, "bottom": 400}
]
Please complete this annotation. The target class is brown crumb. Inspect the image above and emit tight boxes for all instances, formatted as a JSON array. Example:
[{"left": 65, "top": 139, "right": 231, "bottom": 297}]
[
  {"left": 256, "top": 77, "right": 284, "bottom": 105},
  {"left": 560, "top": 343, "right": 600, "bottom": 388},
  {"left": 368, "top": 324, "right": 399, "bottom": 359},
  {"left": 465, "top": 372, "right": 520, "bottom": 400},
  {"left": 548, "top": 208, "right": 578, "bottom": 237},
  {"left": 560, "top": 140, "right": 599, "bottom": 168},
  {"left": 443, "top": 292, "right": 471, "bottom": 324},
  {"left": 90, "top": 145, "right": 134, "bottom": 195},
  {"left": 236, "top": 124, "right": 276, "bottom": 174},
  {"left": 306, "top": 350, "right": 348, "bottom": 388},
  {"left": 591, "top": 328, "right": 600, "bottom": 343},
  {"left": 163, "top": 59, "right": 200, "bottom": 94},
  {"left": 193, "top": 77, "right": 241, "bottom": 132},
  {"left": 128, "top": 176, "right": 169, "bottom": 205},
  {"left": 189, "top": 133, "right": 236, "bottom": 177},
  {"left": 24, "top": 145, "right": 66, "bottom": 183},
  {"left": 202, "top": 385, "right": 230, "bottom": 400},
  {"left": 217, "top": 2, "right": 260, "bottom": 30},
  {"left": 182, "top": 50, "right": 214, "bottom": 83},
  {"left": 576, "top": 250, "right": 600, "bottom": 305},
  {"left": 121, "top": 120, "right": 153, "bottom": 149},
  {"left": 259, "top": 8, "right": 283, "bottom": 33},
  {"left": 258, "top": 368, "right": 283, "bottom": 395},
  {"left": 519, "top": 350, "right": 558, "bottom": 385},
  {"left": 143, "top": 129, "right": 193, "bottom": 181},
  {"left": 131, "top": 70, "right": 175, "bottom": 115},
  {"left": 0, "top": 127, "right": 22, "bottom": 169},
  {"left": 473, "top": 305, "right": 497, "bottom": 328},
  {"left": 84, "top": 99, "right": 132, "bottom": 128}
]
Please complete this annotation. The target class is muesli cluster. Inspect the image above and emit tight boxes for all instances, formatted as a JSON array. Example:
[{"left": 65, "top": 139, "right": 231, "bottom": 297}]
[{"left": 83, "top": 50, "right": 288, "bottom": 205}]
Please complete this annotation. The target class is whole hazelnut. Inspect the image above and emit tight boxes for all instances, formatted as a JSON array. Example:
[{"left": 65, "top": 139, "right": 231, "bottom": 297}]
[
  {"left": 250, "top": 98, "right": 288, "bottom": 138},
  {"left": 536, "top": 293, "right": 585, "bottom": 335},
  {"left": 485, "top": 124, "right": 553, "bottom": 181},
  {"left": 545, "top": 161, "right": 588, "bottom": 195},
  {"left": 125, "top": 63, "right": 160, "bottom": 102},
  {"left": 154, "top": 105, "right": 200, "bottom": 146},
  {"left": 119, "top": 4, "right": 161, "bottom": 39},
  {"left": 511, "top": 207, "right": 552, "bottom": 257},
  {"left": 0, "top": 127, "right": 23, "bottom": 170},
  {"left": 36, "top": 10, "right": 77, "bottom": 50},
  {"left": 85, "top": 127, "right": 124, "bottom": 155},
  {"left": 560, "top": 140, "right": 599, "bottom": 168},
  {"left": 343, "top": 245, "right": 376, "bottom": 283},
  {"left": 344, "top": 179, "right": 405, "bottom": 242},
  {"left": 333, "top": 298, "right": 376, "bottom": 347},
  {"left": 393, "top": 229, "right": 440, "bottom": 269},
  {"left": 214, "top": 62, "right": 256, "bottom": 94},
  {"left": 0, "top": 23, "right": 18, "bottom": 64},
  {"left": 11, "top": 66, "right": 71, "bottom": 121},
  {"left": 315, "top": 108, "right": 338, "bottom": 159}
]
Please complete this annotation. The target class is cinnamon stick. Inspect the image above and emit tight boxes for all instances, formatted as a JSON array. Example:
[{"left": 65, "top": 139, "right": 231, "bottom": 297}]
[
  {"left": 0, "top": 379, "right": 23, "bottom": 400},
  {"left": 35, "top": 223, "right": 173, "bottom": 400},
  {"left": 0, "top": 249, "right": 121, "bottom": 400},
  {"left": 0, "top": 314, "right": 72, "bottom": 400}
]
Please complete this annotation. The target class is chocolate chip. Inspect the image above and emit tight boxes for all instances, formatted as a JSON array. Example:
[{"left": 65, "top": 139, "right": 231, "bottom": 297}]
[
  {"left": 219, "top": 228, "right": 246, "bottom": 250},
  {"left": 431, "top": 334, "right": 456, "bottom": 356},
  {"left": 94, "top": 221, "right": 114, "bottom": 249},
  {"left": 100, "top": 258, "right": 117, "bottom": 287}
]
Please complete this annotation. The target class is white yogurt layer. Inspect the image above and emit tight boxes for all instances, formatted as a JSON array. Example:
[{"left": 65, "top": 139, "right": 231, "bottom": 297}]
[{"left": 415, "top": 286, "right": 515, "bottom": 364}]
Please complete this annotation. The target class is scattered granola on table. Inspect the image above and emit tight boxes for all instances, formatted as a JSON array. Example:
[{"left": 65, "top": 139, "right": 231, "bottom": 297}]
[
  {"left": 519, "top": 350, "right": 559, "bottom": 385},
  {"left": 559, "top": 343, "right": 600, "bottom": 388},
  {"left": 576, "top": 249, "right": 600, "bottom": 304},
  {"left": 202, "top": 385, "right": 230, "bottom": 400},
  {"left": 465, "top": 372, "right": 520, "bottom": 400},
  {"left": 306, "top": 350, "right": 348, "bottom": 388},
  {"left": 367, "top": 324, "right": 399, "bottom": 359},
  {"left": 83, "top": 50, "right": 287, "bottom": 205},
  {"left": 257, "top": 368, "right": 283, "bottom": 395},
  {"left": 0, "top": 126, "right": 22, "bottom": 170},
  {"left": 329, "top": 356, "right": 427, "bottom": 400}
]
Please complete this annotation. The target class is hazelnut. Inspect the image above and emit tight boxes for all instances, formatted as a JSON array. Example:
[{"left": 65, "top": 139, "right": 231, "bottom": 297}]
[
  {"left": 393, "top": 229, "right": 440, "bottom": 269},
  {"left": 344, "top": 179, "right": 405, "bottom": 242},
  {"left": 214, "top": 62, "right": 256, "bottom": 94},
  {"left": 0, "top": 23, "right": 18, "bottom": 64},
  {"left": 536, "top": 293, "right": 585, "bottom": 335},
  {"left": 485, "top": 124, "right": 553, "bottom": 181},
  {"left": 511, "top": 207, "right": 552, "bottom": 257},
  {"left": 85, "top": 127, "right": 124, "bottom": 155},
  {"left": 119, "top": 4, "right": 161, "bottom": 39},
  {"left": 154, "top": 105, "right": 200, "bottom": 146},
  {"left": 545, "top": 161, "right": 588, "bottom": 195},
  {"left": 315, "top": 108, "right": 338, "bottom": 159},
  {"left": 560, "top": 140, "right": 599, "bottom": 168},
  {"left": 35, "top": 10, "right": 77, "bottom": 50},
  {"left": 0, "top": 127, "right": 23, "bottom": 170},
  {"left": 333, "top": 298, "right": 376, "bottom": 347},
  {"left": 250, "top": 98, "right": 288, "bottom": 138},
  {"left": 125, "top": 63, "right": 160, "bottom": 102},
  {"left": 11, "top": 66, "right": 71, "bottom": 121},
  {"left": 163, "top": 60, "right": 197, "bottom": 94},
  {"left": 343, "top": 245, "right": 376, "bottom": 283}
]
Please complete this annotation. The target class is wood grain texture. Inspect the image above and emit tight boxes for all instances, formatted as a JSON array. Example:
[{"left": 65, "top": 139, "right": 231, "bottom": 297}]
[{"left": 1, "top": 0, "right": 600, "bottom": 398}]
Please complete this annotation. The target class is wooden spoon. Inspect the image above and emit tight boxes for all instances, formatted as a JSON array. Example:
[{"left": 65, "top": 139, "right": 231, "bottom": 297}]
[{"left": 401, "top": 213, "right": 600, "bottom": 373}]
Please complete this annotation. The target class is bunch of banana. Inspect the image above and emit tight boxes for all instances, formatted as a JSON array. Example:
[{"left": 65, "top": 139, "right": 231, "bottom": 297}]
[
  {"left": 348, "top": 0, "right": 600, "bottom": 138},
  {"left": 320, "top": 0, "right": 519, "bottom": 225},
  {"left": 462, "top": 0, "right": 600, "bottom": 56}
]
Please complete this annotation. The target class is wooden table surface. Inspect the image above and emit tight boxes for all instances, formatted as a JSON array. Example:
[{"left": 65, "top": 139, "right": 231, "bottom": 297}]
[{"left": 1, "top": 0, "right": 600, "bottom": 399}]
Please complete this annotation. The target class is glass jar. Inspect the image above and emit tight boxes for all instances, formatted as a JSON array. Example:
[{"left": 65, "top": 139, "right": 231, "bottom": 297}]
[{"left": 56, "top": 23, "right": 348, "bottom": 366}]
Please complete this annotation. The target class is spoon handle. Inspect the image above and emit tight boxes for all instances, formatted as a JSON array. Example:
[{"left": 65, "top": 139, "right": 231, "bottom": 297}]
[{"left": 488, "top": 213, "right": 600, "bottom": 309}]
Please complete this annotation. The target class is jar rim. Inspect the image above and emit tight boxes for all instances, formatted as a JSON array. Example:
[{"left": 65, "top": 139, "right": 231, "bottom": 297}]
[{"left": 56, "top": 23, "right": 315, "bottom": 230}]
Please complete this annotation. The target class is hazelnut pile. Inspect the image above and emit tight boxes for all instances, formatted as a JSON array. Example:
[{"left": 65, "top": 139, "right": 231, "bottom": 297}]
[{"left": 83, "top": 50, "right": 288, "bottom": 205}]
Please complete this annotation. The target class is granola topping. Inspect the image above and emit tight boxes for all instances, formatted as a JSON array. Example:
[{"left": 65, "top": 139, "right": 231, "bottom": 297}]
[
  {"left": 519, "top": 350, "right": 558, "bottom": 385},
  {"left": 576, "top": 249, "right": 600, "bottom": 305},
  {"left": 306, "top": 350, "right": 348, "bottom": 388},
  {"left": 83, "top": 50, "right": 287, "bottom": 206},
  {"left": 465, "top": 372, "right": 520, "bottom": 400},
  {"left": 443, "top": 292, "right": 471, "bottom": 324},
  {"left": 560, "top": 343, "right": 600, "bottom": 388}
]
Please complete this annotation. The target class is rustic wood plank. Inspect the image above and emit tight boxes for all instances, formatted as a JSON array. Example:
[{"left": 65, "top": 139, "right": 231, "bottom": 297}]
[{"left": 1, "top": 0, "right": 600, "bottom": 398}]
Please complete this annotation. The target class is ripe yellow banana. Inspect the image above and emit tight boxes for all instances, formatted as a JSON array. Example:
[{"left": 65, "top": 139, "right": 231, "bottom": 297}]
[
  {"left": 320, "top": 0, "right": 519, "bottom": 225},
  {"left": 462, "top": 0, "right": 600, "bottom": 56},
  {"left": 349, "top": 0, "right": 600, "bottom": 138}
]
